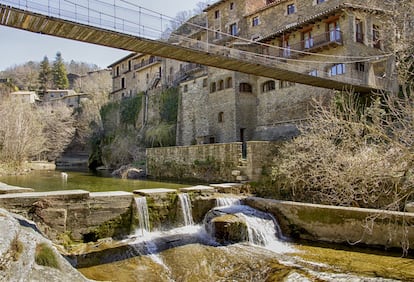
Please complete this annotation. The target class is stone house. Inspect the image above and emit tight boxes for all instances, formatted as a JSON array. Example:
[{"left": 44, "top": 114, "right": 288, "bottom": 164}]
[
  {"left": 109, "top": 0, "right": 398, "bottom": 146},
  {"left": 10, "top": 91, "right": 40, "bottom": 104},
  {"left": 43, "top": 89, "right": 88, "bottom": 108}
]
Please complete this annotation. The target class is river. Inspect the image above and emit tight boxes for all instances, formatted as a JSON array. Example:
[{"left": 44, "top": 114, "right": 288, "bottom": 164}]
[
  {"left": 0, "top": 169, "right": 188, "bottom": 192},
  {"left": 1, "top": 171, "right": 413, "bottom": 281}
]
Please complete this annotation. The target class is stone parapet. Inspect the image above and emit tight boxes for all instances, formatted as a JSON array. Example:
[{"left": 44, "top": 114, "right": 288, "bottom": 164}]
[{"left": 245, "top": 197, "right": 414, "bottom": 250}]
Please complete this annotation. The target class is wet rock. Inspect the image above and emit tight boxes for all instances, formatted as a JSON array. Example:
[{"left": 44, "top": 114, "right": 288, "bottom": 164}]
[
  {"left": 0, "top": 208, "right": 92, "bottom": 281},
  {"left": 204, "top": 208, "right": 248, "bottom": 244},
  {"left": 112, "top": 165, "right": 146, "bottom": 179}
]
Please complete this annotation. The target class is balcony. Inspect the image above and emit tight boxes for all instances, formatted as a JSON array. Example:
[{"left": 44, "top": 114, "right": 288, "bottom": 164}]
[
  {"left": 281, "top": 31, "right": 343, "bottom": 58},
  {"left": 134, "top": 57, "right": 162, "bottom": 70}
]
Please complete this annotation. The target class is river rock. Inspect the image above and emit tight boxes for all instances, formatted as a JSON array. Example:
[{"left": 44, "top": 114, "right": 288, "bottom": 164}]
[
  {"left": 112, "top": 165, "right": 146, "bottom": 179},
  {"left": 204, "top": 208, "right": 248, "bottom": 244},
  {"left": 0, "top": 208, "right": 92, "bottom": 281}
]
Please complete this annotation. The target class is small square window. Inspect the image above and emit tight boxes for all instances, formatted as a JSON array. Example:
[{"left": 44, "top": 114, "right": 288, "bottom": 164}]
[
  {"left": 287, "top": 4, "right": 295, "bottom": 15},
  {"left": 252, "top": 17, "right": 260, "bottom": 27}
]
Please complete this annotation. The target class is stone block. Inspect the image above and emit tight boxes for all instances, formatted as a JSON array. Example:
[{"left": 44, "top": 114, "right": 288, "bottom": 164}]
[
  {"left": 231, "top": 170, "right": 241, "bottom": 176},
  {"left": 406, "top": 202, "right": 414, "bottom": 213},
  {"left": 236, "top": 175, "right": 248, "bottom": 182}
]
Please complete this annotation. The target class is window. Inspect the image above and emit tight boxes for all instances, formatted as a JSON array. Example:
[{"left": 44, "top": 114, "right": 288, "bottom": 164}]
[
  {"left": 328, "top": 21, "right": 341, "bottom": 42},
  {"left": 226, "top": 77, "right": 233, "bottom": 88},
  {"left": 282, "top": 37, "right": 291, "bottom": 57},
  {"left": 373, "top": 25, "right": 381, "bottom": 49},
  {"left": 280, "top": 80, "right": 295, "bottom": 88},
  {"left": 317, "top": 0, "right": 325, "bottom": 4},
  {"left": 355, "top": 19, "right": 364, "bottom": 43},
  {"left": 303, "top": 31, "right": 313, "bottom": 49},
  {"left": 355, "top": 62, "right": 365, "bottom": 72},
  {"left": 210, "top": 82, "right": 217, "bottom": 93},
  {"left": 218, "top": 112, "right": 224, "bottom": 123},
  {"left": 121, "top": 77, "right": 126, "bottom": 89},
  {"left": 287, "top": 4, "right": 295, "bottom": 15},
  {"left": 116, "top": 66, "right": 120, "bottom": 77},
  {"left": 215, "top": 30, "right": 221, "bottom": 39},
  {"left": 203, "top": 78, "right": 208, "bottom": 87},
  {"left": 266, "top": 0, "right": 276, "bottom": 4},
  {"left": 128, "top": 60, "right": 131, "bottom": 71},
  {"left": 215, "top": 10, "right": 220, "bottom": 19},
  {"left": 218, "top": 80, "right": 224, "bottom": 90},
  {"left": 183, "top": 85, "right": 188, "bottom": 92},
  {"left": 329, "top": 63, "right": 346, "bottom": 76},
  {"left": 262, "top": 80, "right": 275, "bottom": 92},
  {"left": 309, "top": 69, "right": 318, "bottom": 76},
  {"left": 252, "top": 17, "right": 260, "bottom": 27},
  {"left": 230, "top": 23, "right": 238, "bottom": 36},
  {"left": 239, "top": 83, "right": 252, "bottom": 93},
  {"left": 230, "top": 2, "right": 234, "bottom": 10}
]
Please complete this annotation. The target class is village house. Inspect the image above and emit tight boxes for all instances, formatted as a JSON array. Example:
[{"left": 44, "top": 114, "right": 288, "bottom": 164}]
[
  {"left": 42, "top": 89, "right": 88, "bottom": 108},
  {"left": 109, "top": 0, "right": 396, "bottom": 146},
  {"left": 9, "top": 91, "right": 40, "bottom": 104}
]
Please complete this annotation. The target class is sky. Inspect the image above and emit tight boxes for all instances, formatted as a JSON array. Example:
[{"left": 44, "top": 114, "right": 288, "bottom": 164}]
[{"left": 0, "top": 0, "right": 205, "bottom": 71}]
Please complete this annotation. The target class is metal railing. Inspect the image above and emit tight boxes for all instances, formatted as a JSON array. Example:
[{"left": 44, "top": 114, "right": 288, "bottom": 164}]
[
  {"left": 0, "top": 0, "right": 389, "bottom": 90},
  {"left": 281, "top": 31, "right": 343, "bottom": 58}
]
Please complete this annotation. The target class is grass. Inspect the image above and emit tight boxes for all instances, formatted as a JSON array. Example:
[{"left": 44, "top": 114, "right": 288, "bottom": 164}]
[{"left": 35, "top": 242, "right": 60, "bottom": 269}]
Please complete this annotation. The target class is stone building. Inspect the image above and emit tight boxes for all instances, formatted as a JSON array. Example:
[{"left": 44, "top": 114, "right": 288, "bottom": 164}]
[
  {"left": 109, "top": 0, "right": 397, "bottom": 146},
  {"left": 176, "top": 0, "right": 391, "bottom": 145}
]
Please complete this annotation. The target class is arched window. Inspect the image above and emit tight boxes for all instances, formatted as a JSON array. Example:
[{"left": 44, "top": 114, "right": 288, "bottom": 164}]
[
  {"left": 262, "top": 80, "right": 275, "bottom": 92},
  {"left": 218, "top": 112, "right": 224, "bottom": 123},
  {"left": 239, "top": 82, "right": 252, "bottom": 93},
  {"left": 211, "top": 82, "right": 217, "bottom": 93},
  {"left": 226, "top": 77, "right": 233, "bottom": 88},
  {"left": 218, "top": 80, "right": 224, "bottom": 90}
]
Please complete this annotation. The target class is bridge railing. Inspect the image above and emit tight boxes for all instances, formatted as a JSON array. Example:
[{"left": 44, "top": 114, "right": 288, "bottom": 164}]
[{"left": 1, "top": 0, "right": 388, "bottom": 89}]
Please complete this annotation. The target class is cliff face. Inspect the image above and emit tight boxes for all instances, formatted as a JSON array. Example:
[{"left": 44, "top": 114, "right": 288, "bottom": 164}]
[{"left": 0, "top": 208, "right": 92, "bottom": 282}]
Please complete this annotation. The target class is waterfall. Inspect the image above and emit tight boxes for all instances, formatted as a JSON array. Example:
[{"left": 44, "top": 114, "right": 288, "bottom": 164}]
[
  {"left": 178, "top": 193, "right": 194, "bottom": 226},
  {"left": 215, "top": 197, "right": 241, "bottom": 207},
  {"left": 134, "top": 197, "right": 150, "bottom": 235}
]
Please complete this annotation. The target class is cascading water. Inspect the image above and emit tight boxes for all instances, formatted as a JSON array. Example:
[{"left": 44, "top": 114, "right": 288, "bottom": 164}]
[
  {"left": 178, "top": 193, "right": 194, "bottom": 226},
  {"left": 206, "top": 201, "right": 295, "bottom": 253},
  {"left": 215, "top": 197, "right": 241, "bottom": 207},
  {"left": 134, "top": 197, "right": 150, "bottom": 235}
]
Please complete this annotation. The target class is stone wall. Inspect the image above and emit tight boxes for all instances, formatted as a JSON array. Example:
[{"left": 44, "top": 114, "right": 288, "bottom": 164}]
[
  {"left": 0, "top": 190, "right": 135, "bottom": 242},
  {"left": 245, "top": 197, "right": 414, "bottom": 250},
  {"left": 147, "top": 141, "right": 281, "bottom": 182},
  {"left": 147, "top": 142, "right": 243, "bottom": 182}
]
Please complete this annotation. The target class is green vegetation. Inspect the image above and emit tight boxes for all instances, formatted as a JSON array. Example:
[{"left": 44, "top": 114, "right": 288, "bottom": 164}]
[
  {"left": 35, "top": 242, "right": 60, "bottom": 269},
  {"left": 91, "top": 87, "right": 180, "bottom": 169},
  {"left": 52, "top": 52, "right": 69, "bottom": 89}
]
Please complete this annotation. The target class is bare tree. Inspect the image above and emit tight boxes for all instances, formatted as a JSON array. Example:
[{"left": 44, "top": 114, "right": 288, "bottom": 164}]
[
  {"left": 38, "top": 103, "right": 76, "bottom": 161},
  {"left": 0, "top": 99, "right": 45, "bottom": 163}
]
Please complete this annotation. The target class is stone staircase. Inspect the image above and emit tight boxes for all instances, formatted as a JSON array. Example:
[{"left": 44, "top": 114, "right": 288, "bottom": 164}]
[{"left": 231, "top": 158, "right": 249, "bottom": 182}]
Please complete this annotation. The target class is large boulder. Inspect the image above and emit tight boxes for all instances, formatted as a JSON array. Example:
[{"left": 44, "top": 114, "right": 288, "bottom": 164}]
[
  {"left": 0, "top": 208, "right": 92, "bottom": 281},
  {"left": 204, "top": 208, "right": 248, "bottom": 244}
]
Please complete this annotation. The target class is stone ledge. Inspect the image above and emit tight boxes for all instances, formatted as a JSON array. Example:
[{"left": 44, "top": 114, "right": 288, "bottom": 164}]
[
  {"left": 179, "top": 185, "right": 215, "bottom": 194},
  {"left": 0, "top": 182, "right": 34, "bottom": 194},
  {"left": 133, "top": 188, "right": 177, "bottom": 196},
  {"left": 90, "top": 191, "right": 134, "bottom": 198},
  {"left": 0, "top": 189, "right": 90, "bottom": 199}
]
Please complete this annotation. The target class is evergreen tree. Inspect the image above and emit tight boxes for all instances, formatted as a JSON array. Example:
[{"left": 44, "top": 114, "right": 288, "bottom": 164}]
[
  {"left": 52, "top": 52, "right": 69, "bottom": 89},
  {"left": 38, "top": 56, "right": 52, "bottom": 96}
]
